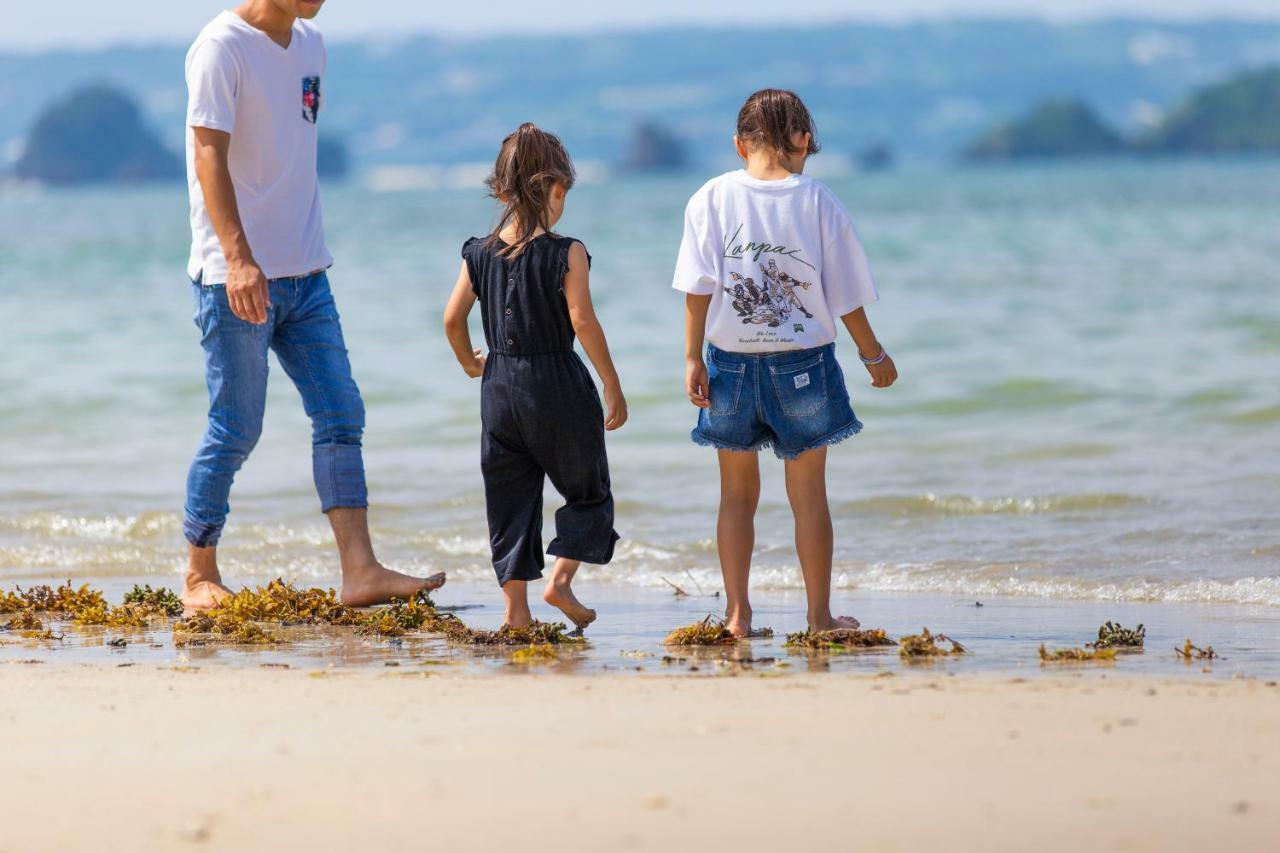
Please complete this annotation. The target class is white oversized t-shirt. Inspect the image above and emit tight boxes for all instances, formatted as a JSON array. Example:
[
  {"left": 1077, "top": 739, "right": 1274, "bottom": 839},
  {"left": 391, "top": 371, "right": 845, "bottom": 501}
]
[
  {"left": 672, "top": 170, "right": 878, "bottom": 353},
  {"left": 185, "top": 11, "right": 332, "bottom": 283}
]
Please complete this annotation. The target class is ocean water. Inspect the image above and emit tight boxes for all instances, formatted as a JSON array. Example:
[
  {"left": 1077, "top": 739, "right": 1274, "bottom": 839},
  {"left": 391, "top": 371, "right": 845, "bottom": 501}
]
[{"left": 1, "top": 161, "right": 1278, "bottom": 638}]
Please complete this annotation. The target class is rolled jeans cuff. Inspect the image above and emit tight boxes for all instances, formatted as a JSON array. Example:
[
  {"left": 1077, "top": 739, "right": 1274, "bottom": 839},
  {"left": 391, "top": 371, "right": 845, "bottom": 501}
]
[
  {"left": 315, "top": 442, "right": 368, "bottom": 512},
  {"left": 183, "top": 514, "right": 223, "bottom": 548}
]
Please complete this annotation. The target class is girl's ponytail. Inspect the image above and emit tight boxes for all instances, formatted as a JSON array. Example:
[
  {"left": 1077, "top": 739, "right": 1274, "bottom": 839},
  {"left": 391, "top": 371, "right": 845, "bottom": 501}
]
[{"left": 484, "top": 123, "right": 577, "bottom": 258}]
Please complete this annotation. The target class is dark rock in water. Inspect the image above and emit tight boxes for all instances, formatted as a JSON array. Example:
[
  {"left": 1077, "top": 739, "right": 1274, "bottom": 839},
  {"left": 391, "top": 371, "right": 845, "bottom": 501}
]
[
  {"left": 857, "top": 142, "right": 895, "bottom": 172},
  {"left": 1140, "top": 65, "right": 1280, "bottom": 154},
  {"left": 16, "top": 84, "right": 181, "bottom": 184},
  {"left": 621, "top": 121, "right": 686, "bottom": 172},
  {"left": 964, "top": 98, "right": 1125, "bottom": 161},
  {"left": 317, "top": 134, "right": 351, "bottom": 181}
]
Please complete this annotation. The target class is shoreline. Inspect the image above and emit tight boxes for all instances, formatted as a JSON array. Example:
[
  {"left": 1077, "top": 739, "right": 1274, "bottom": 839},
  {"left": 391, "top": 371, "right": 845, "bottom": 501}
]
[{"left": 1, "top": 666, "right": 1277, "bottom": 852}]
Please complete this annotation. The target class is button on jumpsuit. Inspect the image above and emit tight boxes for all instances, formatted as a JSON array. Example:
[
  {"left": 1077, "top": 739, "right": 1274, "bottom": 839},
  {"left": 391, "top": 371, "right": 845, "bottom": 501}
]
[{"left": 462, "top": 234, "right": 620, "bottom": 586}]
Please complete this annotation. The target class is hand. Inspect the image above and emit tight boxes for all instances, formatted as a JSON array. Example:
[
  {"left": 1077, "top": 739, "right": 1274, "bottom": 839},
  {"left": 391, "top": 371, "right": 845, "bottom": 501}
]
[
  {"left": 865, "top": 353, "right": 898, "bottom": 388},
  {"left": 603, "top": 382, "right": 628, "bottom": 431},
  {"left": 463, "top": 349, "right": 486, "bottom": 379},
  {"left": 686, "top": 359, "right": 710, "bottom": 409},
  {"left": 226, "top": 257, "right": 270, "bottom": 324}
]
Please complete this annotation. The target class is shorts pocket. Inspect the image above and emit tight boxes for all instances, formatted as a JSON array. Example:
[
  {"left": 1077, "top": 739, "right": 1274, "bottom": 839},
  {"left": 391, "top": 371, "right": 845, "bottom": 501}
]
[
  {"left": 708, "top": 355, "right": 746, "bottom": 417},
  {"left": 769, "top": 353, "right": 827, "bottom": 417}
]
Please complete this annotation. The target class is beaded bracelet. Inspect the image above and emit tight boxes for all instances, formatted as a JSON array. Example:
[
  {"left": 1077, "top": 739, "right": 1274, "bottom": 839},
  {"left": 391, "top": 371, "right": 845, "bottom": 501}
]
[{"left": 860, "top": 347, "right": 888, "bottom": 366}]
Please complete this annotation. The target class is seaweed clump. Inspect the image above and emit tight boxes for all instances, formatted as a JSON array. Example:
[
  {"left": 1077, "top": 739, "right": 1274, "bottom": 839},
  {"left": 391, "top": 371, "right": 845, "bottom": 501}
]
[
  {"left": 0, "top": 581, "right": 107, "bottom": 615},
  {"left": 899, "top": 628, "right": 967, "bottom": 658},
  {"left": 1091, "top": 621, "right": 1145, "bottom": 650},
  {"left": 1175, "top": 639, "right": 1218, "bottom": 661},
  {"left": 1039, "top": 644, "right": 1117, "bottom": 663},
  {"left": 3, "top": 610, "right": 46, "bottom": 631},
  {"left": 455, "top": 621, "right": 586, "bottom": 647},
  {"left": 510, "top": 644, "right": 560, "bottom": 664},
  {"left": 172, "top": 609, "right": 282, "bottom": 647},
  {"left": 664, "top": 616, "right": 738, "bottom": 646},
  {"left": 202, "top": 579, "right": 363, "bottom": 627},
  {"left": 356, "top": 594, "right": 464, "bottom": 638},
  {"left": 122, "top": 585, "right": 185, "bottom": 618},
  {"left": 785, "top": 628, "right": 895, "bottom": 652}
]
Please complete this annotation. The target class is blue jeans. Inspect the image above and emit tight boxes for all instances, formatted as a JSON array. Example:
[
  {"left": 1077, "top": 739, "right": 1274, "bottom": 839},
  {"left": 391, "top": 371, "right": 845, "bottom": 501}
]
[
  {"left": 691, "top": 343, "right": 862, "bottom": 460},
  {"left": 184, "top": 271, "right": 367, "bottom": 547}
]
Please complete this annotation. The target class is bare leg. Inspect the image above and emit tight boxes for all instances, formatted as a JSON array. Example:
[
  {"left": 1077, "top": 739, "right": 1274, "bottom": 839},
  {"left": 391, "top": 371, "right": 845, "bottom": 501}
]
[
  {"left": 717, "top": 450, "right": 760, "bottom": 637},
  {"left": 543, "top": 558, "right": 596, "bottom": 629},
  {"left": 330, "top": 508, "right": 446, "bottom": 607},
  {"left": 502, "top": 579, "right": 533, "bottom": 629},
  {"left": 784, "top": 447, "right": 858, "bottom": 631},
  {"left": 182, "top": 544, "right": 233, "bottom": 613}
]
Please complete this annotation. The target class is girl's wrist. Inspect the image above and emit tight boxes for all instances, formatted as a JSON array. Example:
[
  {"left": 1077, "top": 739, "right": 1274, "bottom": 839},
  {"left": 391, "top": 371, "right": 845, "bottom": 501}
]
[{"left": 859, "top": 344, "right": 888, "bottom": 365}]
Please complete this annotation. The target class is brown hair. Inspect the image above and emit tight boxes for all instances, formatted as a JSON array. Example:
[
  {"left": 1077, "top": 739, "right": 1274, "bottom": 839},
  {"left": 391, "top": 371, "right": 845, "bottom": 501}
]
[
  {"left": 736, "top": 89, "right": 821, "bottom": 158},
  {"left": 484, "top": 122, "right": 576, "bottom": 257}
]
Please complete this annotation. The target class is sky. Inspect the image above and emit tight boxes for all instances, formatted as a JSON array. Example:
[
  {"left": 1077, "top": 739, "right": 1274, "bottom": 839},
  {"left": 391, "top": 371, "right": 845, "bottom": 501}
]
[{"left": 4, "top": 0, "right": 1280, "bottom": 50}]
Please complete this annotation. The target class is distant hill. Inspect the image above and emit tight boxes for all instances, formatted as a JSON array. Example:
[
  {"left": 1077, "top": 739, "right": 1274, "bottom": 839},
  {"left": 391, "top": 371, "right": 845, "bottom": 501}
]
[
  {"left": 1142, "top": 65, "right": 1280, "bottom": 153},
  {"left": 3, "top": 19, "right": 1280, "bottom": 171},
  {"left": 15, "top": 84, "right": 180, "bottom": 184},
  {"left": 964, "top": 99, "right": 1126, "bottom": 160}
]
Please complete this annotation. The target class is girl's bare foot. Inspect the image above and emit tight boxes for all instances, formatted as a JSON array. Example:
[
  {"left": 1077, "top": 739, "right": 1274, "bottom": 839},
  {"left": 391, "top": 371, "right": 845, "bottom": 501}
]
[
  {"left": 181, "top": 579, "right": 233, "bottom": 615},
  {"left": 542, "top": 583, "right": 596, "bottom": 630},
  {"left": 810, "top": 615, "right": 861, "bottom": 632},
  {"left": 725, "top": 607, "right": 753, "bottom": 638},
  {"left": 340, "top": 564, "right": 446, "bottom": 608}
]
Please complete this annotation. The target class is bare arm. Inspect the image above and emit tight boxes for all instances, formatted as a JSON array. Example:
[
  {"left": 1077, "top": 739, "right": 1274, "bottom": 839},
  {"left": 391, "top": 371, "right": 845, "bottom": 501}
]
[
  {"left": 563, "top": 242, "right": 627, "bottom": 430},
  {"left": 840, "top": 307, "right": 897, "bottom": 388},
  {"left": 191, "top": 126, "right": 269, "bottom": 324},
  {"left": 684, "top": 293, "right": 712, "bottom": 408},
  {"left": 443, "top": 261, "right": 485, "bottom": 378}
]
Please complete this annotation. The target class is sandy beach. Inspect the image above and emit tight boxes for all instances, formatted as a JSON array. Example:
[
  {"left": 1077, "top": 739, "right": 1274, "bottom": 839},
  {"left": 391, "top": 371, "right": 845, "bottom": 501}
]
[{"left": 1, "top": 666, "right": 1276, "bottom": 853}]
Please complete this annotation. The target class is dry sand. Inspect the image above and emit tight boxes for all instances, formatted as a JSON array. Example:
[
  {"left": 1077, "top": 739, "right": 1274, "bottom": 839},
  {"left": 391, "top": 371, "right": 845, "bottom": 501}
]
[{"left": 1, "top": 665, "right": 1277, "bottom": 852}]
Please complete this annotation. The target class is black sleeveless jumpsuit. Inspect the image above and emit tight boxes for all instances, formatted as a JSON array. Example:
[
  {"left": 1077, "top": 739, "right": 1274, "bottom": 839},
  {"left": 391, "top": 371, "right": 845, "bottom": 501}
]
[{"left": 462, "top": 234, "right": 620, "bottom": 585}]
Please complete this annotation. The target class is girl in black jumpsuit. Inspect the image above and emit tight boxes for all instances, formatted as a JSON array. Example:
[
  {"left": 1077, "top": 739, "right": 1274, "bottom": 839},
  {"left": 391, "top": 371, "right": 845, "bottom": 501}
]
[{"left": 443, "top": 123, "right": 627, "bottom": 631}]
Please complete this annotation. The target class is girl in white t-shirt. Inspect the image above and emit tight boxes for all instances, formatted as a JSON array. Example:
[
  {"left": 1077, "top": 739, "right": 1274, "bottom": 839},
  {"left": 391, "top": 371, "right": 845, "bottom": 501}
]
[{"left": 672, "top": 88, "right": 898, "bottom": 638}]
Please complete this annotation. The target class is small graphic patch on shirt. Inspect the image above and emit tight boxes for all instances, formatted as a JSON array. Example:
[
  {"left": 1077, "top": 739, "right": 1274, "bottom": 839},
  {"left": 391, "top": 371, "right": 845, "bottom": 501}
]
[
  {"left": 302, "top": 76, "right": 321, "bottom": 123},
  {"left": 794, "top": 372, "right": 811, "bottom": 390}
]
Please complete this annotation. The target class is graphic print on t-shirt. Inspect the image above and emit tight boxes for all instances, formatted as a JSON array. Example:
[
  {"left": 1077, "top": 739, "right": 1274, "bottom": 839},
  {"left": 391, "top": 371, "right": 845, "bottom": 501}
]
[
  {"left": 725, "top": 259, "right": 816, "bottom": 329},
  {"left": 302, "top": 76, "right": 321, "bottom": 123}
]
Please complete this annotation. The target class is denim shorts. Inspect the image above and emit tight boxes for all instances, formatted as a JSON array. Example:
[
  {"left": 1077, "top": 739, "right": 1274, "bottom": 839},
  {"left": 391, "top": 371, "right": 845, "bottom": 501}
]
[{"left": 691, "top": 343, "right": 862, "bottom": 459}]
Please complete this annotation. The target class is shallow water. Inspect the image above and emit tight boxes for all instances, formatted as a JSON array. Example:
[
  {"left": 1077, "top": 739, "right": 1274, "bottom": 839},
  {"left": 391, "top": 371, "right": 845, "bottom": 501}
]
[{"left": 1, "top": 161, "right": 1278, "bottom": 672}]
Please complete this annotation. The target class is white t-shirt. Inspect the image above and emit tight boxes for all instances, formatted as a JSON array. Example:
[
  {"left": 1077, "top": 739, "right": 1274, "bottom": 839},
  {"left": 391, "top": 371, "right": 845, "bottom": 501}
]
[
  {"left": 185, "top": 11, "right": 332, "bottom": 283},
  {"left": 672, "top": 170, "right": 878, "bottom": 353}
]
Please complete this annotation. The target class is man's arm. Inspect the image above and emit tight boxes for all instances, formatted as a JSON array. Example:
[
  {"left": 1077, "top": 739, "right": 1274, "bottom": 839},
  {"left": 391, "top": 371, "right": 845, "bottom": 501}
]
[
  {"left": 192, "top": 126, "right": 269, "bottom": 324},
  {"left": 684, "top": 293, "right": 711, "bottom": 408}
]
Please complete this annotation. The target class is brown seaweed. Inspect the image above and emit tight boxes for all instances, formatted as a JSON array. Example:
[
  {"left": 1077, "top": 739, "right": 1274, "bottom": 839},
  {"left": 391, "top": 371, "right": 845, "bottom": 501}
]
[
  {"left": 4, "top": 610, "right": 45, "bottom": 631},
  {"left": 510, "top": 644, "right": 560, "bottom": 664},
  {"left": 1091, "top": 621, "right": 1145, "bottom": 650},
  {"left": 122, "top": 585, "right": 185, "bottom": 618},
  {"left": 454, "top": 621, "right": 586, "bottom": 647},
  {"left": 785, "top": 628, "right": 895, "bottom": 652},
  {"left": 0, "top": 581, "right": 107, "bottom": 615},
  {"left": 1174, "top": 639, "right": 1219, "bottom": 661},
  {"left": 663, "top": 616, "right": 737, "bottom": 646},
  {"left": 1039, "top": 644, "right": 1117, "bottom": 662},
  {"left": 899, "top": 628, "right": 967, "bottom": 658},
  {"left": 355, "top": 594, "right": 464, "bottom": 638}
]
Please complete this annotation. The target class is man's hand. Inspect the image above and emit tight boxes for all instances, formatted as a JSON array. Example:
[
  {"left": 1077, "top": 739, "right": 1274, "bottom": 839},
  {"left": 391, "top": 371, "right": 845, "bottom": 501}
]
[
  {"left": 686, "top": 358, "right": 710, "bottom": 409},
  {"left": 226, "top": 257, "right": 271, "bottom": 324},
  {"left": 865, "top": 353, "right": 898, "bottom": 388},
  {"left": 463, "top": 348, "right": 486, "bottom": 379},
  {"left": 604, "top": 382, "right": 628, "bottom": 431}
]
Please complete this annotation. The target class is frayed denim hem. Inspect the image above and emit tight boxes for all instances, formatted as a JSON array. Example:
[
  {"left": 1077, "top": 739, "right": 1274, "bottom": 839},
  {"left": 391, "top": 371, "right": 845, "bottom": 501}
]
[
  {"left": 689, "top": 430, "right": 772, "bottom": 454},
  {"left": 772, "top": 419, "right": 864, "bottom": 460},
  {"left": 183, "top": 516, "right": 222, "bottom": 548}
]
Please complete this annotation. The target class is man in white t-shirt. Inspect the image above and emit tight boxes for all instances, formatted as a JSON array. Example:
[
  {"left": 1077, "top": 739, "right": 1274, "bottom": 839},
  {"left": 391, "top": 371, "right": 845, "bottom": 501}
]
[{"left": 181, "top": 0, "right": 445, "bottom": 611}]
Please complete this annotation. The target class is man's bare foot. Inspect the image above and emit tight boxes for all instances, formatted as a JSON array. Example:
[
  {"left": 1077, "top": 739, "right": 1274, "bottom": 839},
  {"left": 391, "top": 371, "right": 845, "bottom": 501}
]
[
  {"left": 181, "top": 579, "right": 233, "bottom": 615},
  {"left": 340, "top": 563, "right": 446, "bottom": 608},
  {"left": 810, "top": 615, "right": 861, "bottom": 632},
  {"left": 504, "top": 616, "right": 534, "bottom": 630},
  {"left": 542, "top": 583, "right": 596, "bottom": 630}
]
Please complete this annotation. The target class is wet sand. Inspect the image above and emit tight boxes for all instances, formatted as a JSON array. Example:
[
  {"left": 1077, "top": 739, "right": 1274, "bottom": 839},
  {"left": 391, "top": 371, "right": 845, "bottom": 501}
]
[{"left": 1, "top": 666, "right": 1277, "bottom": 852}]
